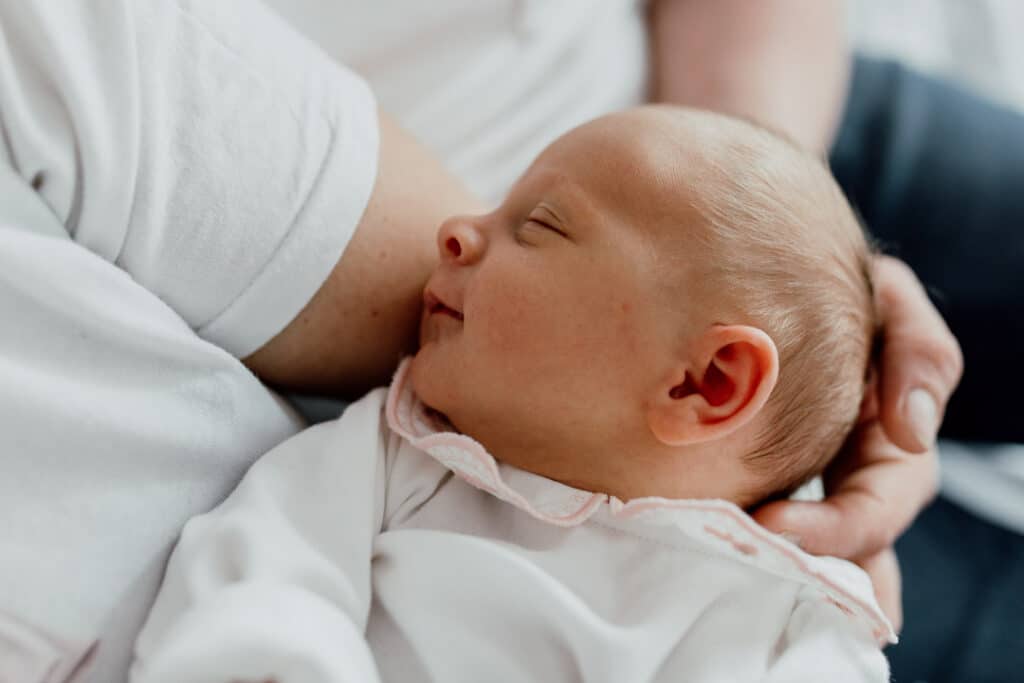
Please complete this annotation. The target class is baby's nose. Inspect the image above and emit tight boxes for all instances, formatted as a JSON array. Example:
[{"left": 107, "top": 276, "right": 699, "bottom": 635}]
[{"left": 437, "top": 216, "right": 485, "bottom": 265}]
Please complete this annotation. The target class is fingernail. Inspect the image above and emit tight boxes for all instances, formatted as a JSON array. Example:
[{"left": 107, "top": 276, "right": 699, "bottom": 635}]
[
  {"left": 905, "top": 389, "right": 938, "bottom": 449},
  {"left": 780, "top": 532, "right": 803, "bottom": 548}
]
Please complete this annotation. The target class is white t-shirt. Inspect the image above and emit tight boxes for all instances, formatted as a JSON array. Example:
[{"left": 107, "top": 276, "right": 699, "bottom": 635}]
[
  {"left": 0, "top": 2, "right": 379, "bottom": 680},
  {"left": 263, "top": 0, "right": 650, "bottom": 205},
  {"left": 133, "top": 360, "right": 893, "bottom": 683}
]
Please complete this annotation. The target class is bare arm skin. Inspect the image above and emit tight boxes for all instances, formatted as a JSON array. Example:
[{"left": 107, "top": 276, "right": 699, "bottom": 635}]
[
  {"left": 244, "top": 113, "right": 485, "bottom": 397},
  {"left": 648, "top": 0, "right": 850, "bottom": 152}
]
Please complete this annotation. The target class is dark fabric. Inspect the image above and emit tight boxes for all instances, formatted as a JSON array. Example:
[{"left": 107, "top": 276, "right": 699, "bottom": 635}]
[
  {"left": 830, "top": 56, "right": 1024, "bottom": 444},
  {"left": 830, "top": 56, "right": 1024, "bottom": 682},
  {"left": 887, "top": 497, "right": 1024, "bottom": 683}
]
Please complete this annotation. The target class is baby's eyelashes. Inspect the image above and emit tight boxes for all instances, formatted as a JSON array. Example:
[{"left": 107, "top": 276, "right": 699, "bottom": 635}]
[
  {"left": 513, "top": 218, "right": 565, "bottom": 246},
  {"left": 531, "top": 203, "right": 571, "bottom": 236},
  {"left": 528, "top": 216, "right": 568, "bottom": 237},
  {"left": 513, "top": 221, "right": 547, "bottom": 246}
]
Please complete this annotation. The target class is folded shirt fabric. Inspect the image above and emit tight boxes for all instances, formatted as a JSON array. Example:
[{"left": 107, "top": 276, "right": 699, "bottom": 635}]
[{"left": 0, "top": 1, "right": 379, "bottom": 680}]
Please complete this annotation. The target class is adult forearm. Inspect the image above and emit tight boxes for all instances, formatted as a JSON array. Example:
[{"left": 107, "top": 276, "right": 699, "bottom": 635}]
[
  {"left": 649, "top": 0, "right": 850, "bottom": 152},
  {"left": 244, "top": 113, "right": 485, "bottom": 397}
]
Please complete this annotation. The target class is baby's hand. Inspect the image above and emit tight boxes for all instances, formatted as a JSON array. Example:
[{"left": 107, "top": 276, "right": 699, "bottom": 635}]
[{"left": 753, "top": 255, "right": 962, "bottom": 632}]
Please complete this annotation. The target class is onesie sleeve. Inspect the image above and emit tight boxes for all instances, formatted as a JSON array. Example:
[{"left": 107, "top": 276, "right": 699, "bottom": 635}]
[
  {"left": 761, "top": 596, "right": 890, "bottom": 683},
  {"left": 0, "top": 0, "right": 378, "bottom": 358},
  {"left": 131, "top": 389, "right": 390, "bottom": 683}
]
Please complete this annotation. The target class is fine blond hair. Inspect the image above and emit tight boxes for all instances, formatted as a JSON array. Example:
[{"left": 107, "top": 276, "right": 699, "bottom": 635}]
[{"left": 656, "top": 108, "right": 878, "bottom": 502}]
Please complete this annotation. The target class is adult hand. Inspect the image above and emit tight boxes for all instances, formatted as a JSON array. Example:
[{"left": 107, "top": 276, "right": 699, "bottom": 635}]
[
  {"left": 870, "top": 255, "right": 964, "bottom": 454},
  {"left": 754, "top": 255, "right": 963, "bottom": 630}
]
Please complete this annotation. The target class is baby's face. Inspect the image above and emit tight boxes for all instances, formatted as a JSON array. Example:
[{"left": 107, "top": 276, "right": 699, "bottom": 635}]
[{"left": 410, "top": 112, "right": 709, "bottom": 487}]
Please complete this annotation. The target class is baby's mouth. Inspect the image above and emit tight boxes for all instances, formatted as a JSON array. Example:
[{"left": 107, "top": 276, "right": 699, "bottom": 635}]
[
  {"left": 425, "top": 290, "right": 464, "bottom": 321},
  {"left": 432, "top": 302, "right": 464, "bottom": 320}
]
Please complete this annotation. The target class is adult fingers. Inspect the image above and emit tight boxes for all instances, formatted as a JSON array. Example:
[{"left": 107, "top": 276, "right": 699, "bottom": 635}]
[
  {"left": 872, "top": 255, "right": 964, "bottom": 453},
  {"left": 753, "top": 421, "right": 938, "bottom": 560}
]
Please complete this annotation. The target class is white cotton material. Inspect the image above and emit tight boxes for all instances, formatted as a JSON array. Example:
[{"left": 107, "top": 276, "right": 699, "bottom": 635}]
[
  {"left": 132, "top": 369, "right": 892, "bottom": 683},
  {"left": 0, "top": 0, "right": 378, "bottom": 358},
  {"left": 0, "top": 1, "right": 379, "bottom": 680},
  {"left": 939, "top": 440, "right": 1024, "bottom": 534},
  {"left": 264, "top": 0, "right": 649, "bottom": 206}
]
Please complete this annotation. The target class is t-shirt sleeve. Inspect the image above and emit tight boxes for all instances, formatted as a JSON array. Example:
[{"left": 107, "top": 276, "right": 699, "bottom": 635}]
[{"left": 0, "top": 0, "right": 379, "bottom": 357}]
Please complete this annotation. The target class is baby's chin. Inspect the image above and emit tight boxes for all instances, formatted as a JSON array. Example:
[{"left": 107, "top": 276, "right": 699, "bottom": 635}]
[
  {"left": 408, "top": 344, "right": 452, "bottom": 414},
  {"left": 410, "top": 350, "right": 476, "bottom": 439}
]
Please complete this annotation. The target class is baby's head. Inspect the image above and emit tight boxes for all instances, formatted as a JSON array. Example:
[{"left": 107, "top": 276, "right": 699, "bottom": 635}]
[{"left": 412, "top": 106, "right": 875, "bottom": 508}]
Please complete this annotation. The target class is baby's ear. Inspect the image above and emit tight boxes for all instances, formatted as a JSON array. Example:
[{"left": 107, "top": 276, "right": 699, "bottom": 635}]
[{"left": 646, "top": 325, "right": 779, "bottom": 446}]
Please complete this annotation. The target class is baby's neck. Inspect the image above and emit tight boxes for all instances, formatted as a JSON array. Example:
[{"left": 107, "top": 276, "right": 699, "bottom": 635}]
[{"left": 464, "top": 422, "right": 760, "bottom": 508}]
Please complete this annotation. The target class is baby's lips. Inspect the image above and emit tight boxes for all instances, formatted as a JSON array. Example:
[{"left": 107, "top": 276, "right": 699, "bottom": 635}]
[{"left": 424, "top": 289, "right": 464, "bottom": 320}]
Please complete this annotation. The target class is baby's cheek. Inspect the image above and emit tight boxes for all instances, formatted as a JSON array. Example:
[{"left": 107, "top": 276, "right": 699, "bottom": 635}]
[
  {"left": 568, "top": 291, "right": 644, "bottom": 354},
  {"left": 475, "top": 290, "right": 567, "bottom": 374}
]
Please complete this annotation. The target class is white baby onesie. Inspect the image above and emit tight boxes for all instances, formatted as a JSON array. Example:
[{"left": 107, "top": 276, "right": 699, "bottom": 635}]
[{"left": 133, "top": 360, "right": 894, "bottom": 683}]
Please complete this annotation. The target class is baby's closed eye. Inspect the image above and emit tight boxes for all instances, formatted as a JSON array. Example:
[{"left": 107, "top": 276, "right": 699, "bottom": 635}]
[{"left": 514, "top": 219, "right": 562, "bottom": 245}]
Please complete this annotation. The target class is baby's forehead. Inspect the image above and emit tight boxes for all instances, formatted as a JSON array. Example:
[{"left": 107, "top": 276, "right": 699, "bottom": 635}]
[
  {"left": 553, "top": 113, "right": 699, "bottom": 181},
  {"left": 531, "top": 107, "right": 844, "bottom": 263},
  {"left": 536, "top": 121, "right": 706, "bottom": 229}
]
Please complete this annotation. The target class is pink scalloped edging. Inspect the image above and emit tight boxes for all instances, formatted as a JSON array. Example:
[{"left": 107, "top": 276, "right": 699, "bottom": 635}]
[
  {"left": 385, "top": 359, "right": 896, "bottom": 644},
  {"left": 386, "top": 360, "right": 605, "bottom": 526}
]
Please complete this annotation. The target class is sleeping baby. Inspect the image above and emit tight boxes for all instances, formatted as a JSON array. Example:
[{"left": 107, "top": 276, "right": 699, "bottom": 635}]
[{"left": 132, "top": 106, "right": 894, "bottom": 682}]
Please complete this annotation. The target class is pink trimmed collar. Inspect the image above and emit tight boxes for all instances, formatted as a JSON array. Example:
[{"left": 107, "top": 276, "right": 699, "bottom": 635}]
[{"left": 385, "top": 358, "right": 896, "bottom": 645}]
